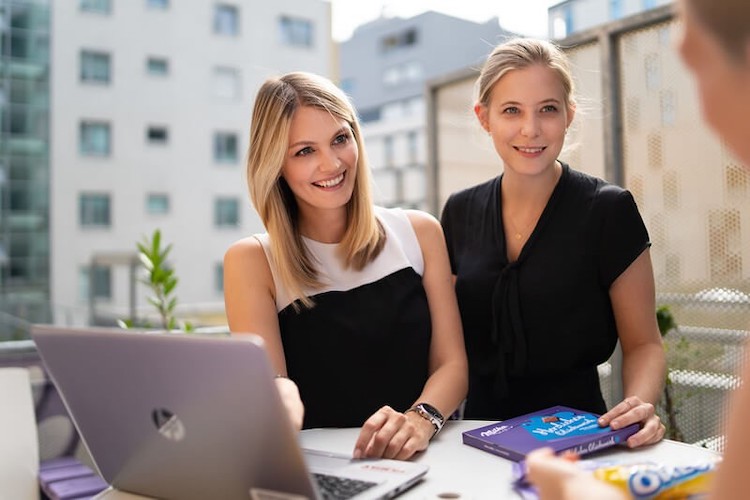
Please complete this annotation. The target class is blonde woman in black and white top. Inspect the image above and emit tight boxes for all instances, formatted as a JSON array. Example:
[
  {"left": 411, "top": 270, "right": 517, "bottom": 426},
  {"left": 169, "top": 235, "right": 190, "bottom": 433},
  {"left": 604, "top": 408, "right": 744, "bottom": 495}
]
[{"left": 223, "top": 71, "right": 467, "bottom": 461}]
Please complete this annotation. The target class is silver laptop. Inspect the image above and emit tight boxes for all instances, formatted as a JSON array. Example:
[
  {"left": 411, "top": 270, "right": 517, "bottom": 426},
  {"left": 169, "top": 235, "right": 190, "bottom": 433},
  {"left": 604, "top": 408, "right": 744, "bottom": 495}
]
[{"left": 31, "top": 325, "right": 428, "bottom": 500}]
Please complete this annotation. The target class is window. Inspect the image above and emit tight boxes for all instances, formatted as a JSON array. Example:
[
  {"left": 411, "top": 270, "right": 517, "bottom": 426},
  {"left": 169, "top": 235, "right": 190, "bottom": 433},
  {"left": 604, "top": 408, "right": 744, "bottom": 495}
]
[
  {"left": 610, "top": 0, "right": 623, "bottom": 20},
  {"left": 381, "top": 28, "right": 417, "bottom": 53},
  {"left": 214, "top": 132, "right": 238, "bottom": 163},
  {"left": 213, "top": 67, "right": 240, "bottom": 100},
  {"left": 80, "top": 0, "right": 111, "bottom": 14},
  {"left": 358, "top": 108, "right": 381, "bottom": 123},
  {"left": 279, "top": 16, "right": 313, "bottom": 47},
  {"left": 383, "top": 67, "right": 401, "bottom": 86},
  {"left": 147, "top": 126, "right": 168, "bottom": 145},
  {"left": 214, "top": 4, "right": 239, "bottom": 36},
  {"left": 80, "top": 121, "right": 111, "bottom": 156},
  {"left": 80, "top": 193, "right": 111, "bottom": 227},
  {"left": 382, "top": 62, "right": 422, "bottom": 87},
  {"left": 80, "top": 266, "right": 112, "bottom": 300},
  {"left": 214, "top": 197, "right": 239, "bottom": 227},
  {"left": 642, "top": 0, "right": 657, "bottom": 9},
  {"left": 215, "top": 263, "right": 224, "bottom": 293},
  {"left": 146, "top": 57, "right": 169, "bottom": 76},
  {"left": 383, "top": 136, "right": 394, "bottom": 167},
  {"left": 147, "top": 0, "right": 169, "bottom": 9},
  {"left": 407, "top": 131, "right": 418, "bottom": 164},
  {"left": 403, "top": 61, "right": 422, "bottom": 82},
  {"left": 146, "top": 193, "right": 169, "bottom": 215},
  {"left": 80, "top": 50, "right": 111, "bottom": 84},
  {"left": 552, "top": 13, "right": 569, "bottom": 39}
]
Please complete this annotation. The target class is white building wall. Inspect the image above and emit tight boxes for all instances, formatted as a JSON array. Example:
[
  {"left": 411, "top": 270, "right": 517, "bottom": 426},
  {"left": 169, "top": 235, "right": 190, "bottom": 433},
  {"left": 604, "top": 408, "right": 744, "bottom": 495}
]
[{"left": 51, "top": 1, "right": 332, "bottom": 325}]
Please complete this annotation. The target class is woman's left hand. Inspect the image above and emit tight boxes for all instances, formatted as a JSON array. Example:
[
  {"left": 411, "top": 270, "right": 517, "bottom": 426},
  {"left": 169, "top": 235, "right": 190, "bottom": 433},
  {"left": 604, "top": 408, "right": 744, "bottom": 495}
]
[
  {"left": 353, "top": 405, "right": 434, "bottom": 461},
  {"left": 597, "top": 396, "right": 665, "bottom": 448},
  {"left": 526, "top": 448, "right": 627, "bottom": 500}
]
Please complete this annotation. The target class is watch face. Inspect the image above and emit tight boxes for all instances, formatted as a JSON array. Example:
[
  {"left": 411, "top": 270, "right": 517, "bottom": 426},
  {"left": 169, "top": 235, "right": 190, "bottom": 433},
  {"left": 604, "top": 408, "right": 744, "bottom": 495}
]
[{"left": 419, "top": 403, "right": 444, "bottom": 424}]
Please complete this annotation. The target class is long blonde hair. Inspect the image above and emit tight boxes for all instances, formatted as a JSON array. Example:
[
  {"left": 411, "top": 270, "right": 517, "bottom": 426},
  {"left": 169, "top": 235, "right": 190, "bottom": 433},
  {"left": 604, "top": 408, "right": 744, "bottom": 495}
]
[{"left": 246, "top": 71, "right": 385, "bottom": 308}]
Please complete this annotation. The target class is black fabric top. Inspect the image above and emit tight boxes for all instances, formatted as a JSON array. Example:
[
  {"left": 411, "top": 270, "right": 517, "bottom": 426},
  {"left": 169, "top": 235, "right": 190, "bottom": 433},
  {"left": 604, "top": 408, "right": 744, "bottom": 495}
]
[
  {"left": 259, "top": 207, "right": 431, "bottom": 429},
  {"left": 440, "top": 163, "right": 650, "bottom": 420}
]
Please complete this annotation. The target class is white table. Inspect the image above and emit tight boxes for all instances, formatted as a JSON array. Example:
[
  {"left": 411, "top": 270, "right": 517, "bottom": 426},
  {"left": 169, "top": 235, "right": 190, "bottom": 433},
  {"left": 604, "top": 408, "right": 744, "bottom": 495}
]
[
  {"left": 95, "top": 420, "right": 720, "bottom": 499},
  {"left": 299, "top": 420, "right": 721, "bottom": 498}
]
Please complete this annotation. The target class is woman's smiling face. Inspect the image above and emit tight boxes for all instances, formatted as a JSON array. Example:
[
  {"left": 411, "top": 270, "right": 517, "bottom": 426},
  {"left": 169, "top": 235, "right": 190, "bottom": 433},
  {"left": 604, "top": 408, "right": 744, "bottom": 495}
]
[
  {"left": 281, "top": 105, "right": 358, "bottom": 216},
  {"left": 475, "top": 63, "right": 574, "bottom": 178}
]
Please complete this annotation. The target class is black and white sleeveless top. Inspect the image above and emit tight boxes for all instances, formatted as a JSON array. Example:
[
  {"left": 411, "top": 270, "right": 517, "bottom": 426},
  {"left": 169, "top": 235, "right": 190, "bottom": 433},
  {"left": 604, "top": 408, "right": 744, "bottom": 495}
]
[{"left": 255, "top": 207, "right": 432, "bottom": 429}]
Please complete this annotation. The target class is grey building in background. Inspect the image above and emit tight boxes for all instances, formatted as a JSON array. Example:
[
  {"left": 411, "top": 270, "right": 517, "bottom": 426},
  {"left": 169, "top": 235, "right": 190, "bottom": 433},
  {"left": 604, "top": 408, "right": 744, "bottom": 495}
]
[
  {"left": 0, "top": 0, "right": 51, "bottom": 336},
  {"left": 339, "top": 11, "right": 512, "bottom": 210}
]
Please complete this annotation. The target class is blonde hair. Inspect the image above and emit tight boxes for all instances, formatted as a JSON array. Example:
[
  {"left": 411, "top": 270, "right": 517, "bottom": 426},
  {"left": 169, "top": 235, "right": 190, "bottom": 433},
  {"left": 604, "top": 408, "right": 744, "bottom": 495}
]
[
  {"left": 246, "top": 71, "right": 385, "bottom": 308},
  {"left": 476, "top": 38, "right": 576, "bottom": 111},
  {"left": 686, "top": 0, "right": 750, "bottom": 63}
]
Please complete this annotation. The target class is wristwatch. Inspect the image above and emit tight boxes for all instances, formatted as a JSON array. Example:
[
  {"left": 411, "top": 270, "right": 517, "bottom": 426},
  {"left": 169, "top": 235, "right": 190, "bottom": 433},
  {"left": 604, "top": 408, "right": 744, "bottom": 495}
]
[{"left": 406, "top": 403, "right": 445, "bottom": 437}]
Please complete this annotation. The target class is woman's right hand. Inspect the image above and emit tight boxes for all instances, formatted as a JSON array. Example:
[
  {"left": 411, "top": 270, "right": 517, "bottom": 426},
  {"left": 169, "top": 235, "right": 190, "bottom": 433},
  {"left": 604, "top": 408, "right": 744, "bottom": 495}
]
[{"left": 275, "top": 376, "right": 304, "bottom": 431}]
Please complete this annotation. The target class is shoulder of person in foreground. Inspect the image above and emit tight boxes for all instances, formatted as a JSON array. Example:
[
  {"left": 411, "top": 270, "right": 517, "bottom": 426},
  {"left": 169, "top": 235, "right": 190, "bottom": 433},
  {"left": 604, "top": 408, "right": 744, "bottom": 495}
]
[{"left": 709, "top": 353, "right": 750, "bottom": 500}]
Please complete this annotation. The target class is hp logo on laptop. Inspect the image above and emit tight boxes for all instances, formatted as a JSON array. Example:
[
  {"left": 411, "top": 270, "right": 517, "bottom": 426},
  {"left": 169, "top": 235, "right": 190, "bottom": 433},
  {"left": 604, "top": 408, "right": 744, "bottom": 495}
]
[{"left": 152, "top": 408, "right": 186, "bottom": 441}]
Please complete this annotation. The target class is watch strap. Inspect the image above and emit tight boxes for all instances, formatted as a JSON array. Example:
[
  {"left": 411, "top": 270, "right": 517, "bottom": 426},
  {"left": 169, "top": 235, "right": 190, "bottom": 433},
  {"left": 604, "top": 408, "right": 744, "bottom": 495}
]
[{"left": 406, "top": 403, "right": 445, "bottom": 438}]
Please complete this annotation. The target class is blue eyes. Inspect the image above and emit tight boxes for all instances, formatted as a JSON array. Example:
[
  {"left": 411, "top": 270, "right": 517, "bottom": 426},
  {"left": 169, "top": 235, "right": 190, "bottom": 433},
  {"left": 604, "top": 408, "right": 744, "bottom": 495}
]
[
  {"left": 333, "top": 133, "right": 350, "bottom": 145},
  {"left": 502, "top": 105, "right": 558, "bottom": 115},
  {"left": 294, "top": 133, "right": 351, "bottom": 157}
]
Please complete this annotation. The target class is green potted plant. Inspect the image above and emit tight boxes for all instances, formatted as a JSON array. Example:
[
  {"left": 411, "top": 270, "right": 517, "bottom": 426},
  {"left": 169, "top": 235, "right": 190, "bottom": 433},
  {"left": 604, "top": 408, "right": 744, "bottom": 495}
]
[{"left": 118, "top": 229, "right": 193, "bottom": 332}]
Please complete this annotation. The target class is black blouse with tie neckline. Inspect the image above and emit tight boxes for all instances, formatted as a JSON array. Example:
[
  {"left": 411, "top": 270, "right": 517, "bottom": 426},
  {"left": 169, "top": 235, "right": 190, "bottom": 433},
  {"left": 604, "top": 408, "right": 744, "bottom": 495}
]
[{"left": 441, "top": 162, "right": 650, "bottom": 420}]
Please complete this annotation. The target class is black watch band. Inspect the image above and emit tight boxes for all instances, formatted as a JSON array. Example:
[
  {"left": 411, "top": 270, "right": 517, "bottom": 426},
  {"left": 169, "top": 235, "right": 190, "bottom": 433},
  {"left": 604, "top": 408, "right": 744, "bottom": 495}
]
[{"left": 406, "top": 402, "right": 445, "bottom": 437}]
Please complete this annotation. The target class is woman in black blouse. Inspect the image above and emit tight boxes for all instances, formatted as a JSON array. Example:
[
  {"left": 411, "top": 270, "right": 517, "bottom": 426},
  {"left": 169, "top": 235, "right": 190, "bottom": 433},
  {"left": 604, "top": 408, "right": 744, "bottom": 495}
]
[{"left": 440, "top": 38, "right": 665, "bottom": 448}]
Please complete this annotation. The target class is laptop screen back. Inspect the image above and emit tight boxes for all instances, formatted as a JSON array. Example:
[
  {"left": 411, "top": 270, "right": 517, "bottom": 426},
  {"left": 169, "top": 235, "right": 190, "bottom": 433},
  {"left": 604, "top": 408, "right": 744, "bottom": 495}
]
[{"left": 32, "top": 326, "right": 318, "bottom": 500}]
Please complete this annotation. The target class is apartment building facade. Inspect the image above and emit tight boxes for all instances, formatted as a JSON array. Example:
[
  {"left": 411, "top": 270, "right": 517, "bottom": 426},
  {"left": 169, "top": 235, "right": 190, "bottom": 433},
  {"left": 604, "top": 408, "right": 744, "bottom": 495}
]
[
  {"left": 0, "top": 0, "right": 50, "bottom": 337},
  {"left": 339, "top": 11, "right": 511, "bottom": 210},
  {"left": 2, "top": 0, "right": 334, "bottom": 334}
]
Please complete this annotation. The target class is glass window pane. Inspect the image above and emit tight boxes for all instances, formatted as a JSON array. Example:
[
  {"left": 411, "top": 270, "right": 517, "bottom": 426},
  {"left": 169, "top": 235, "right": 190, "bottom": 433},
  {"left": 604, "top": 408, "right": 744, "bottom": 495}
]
[
  {"left": 215, "top": 263, "right": 224, "bottom": 292},
  {"left": 80, "top": 266, "right": 112, "bottom": 299},
  {"left": 79, "top": 193, "right": 111, "bottom": 227},
  {"left": 146, "top": 193, "right": 169, "bottom": 214},
  {"left": 147, "top": 126, "right": 168, "bottom": 144},
  {"left": 214, "top": 197, "right": 239, "bottom": 227},
  {"left": 147, "top": 0, "right": 169, "bottom": 9},
  {"left": 214, "top": 132, "right": 238, "bottom": 163},
  {"left": 214, "top": 5, "right": 239, "bottom": 36},
  {"left": 80, "top": 121, "right": 111, "bottom": 156},
  {"left": 146, "top": 57, "right": 169, "bottom": 76},
  {"left": 279, "top": 16, "right": 313, "bottom": 47},
  {"left": 80, "top": 0, "right": 111, "bottom": 14},
  {"left": 80, "top": 50, "right": 111, "bottom": 84}
]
